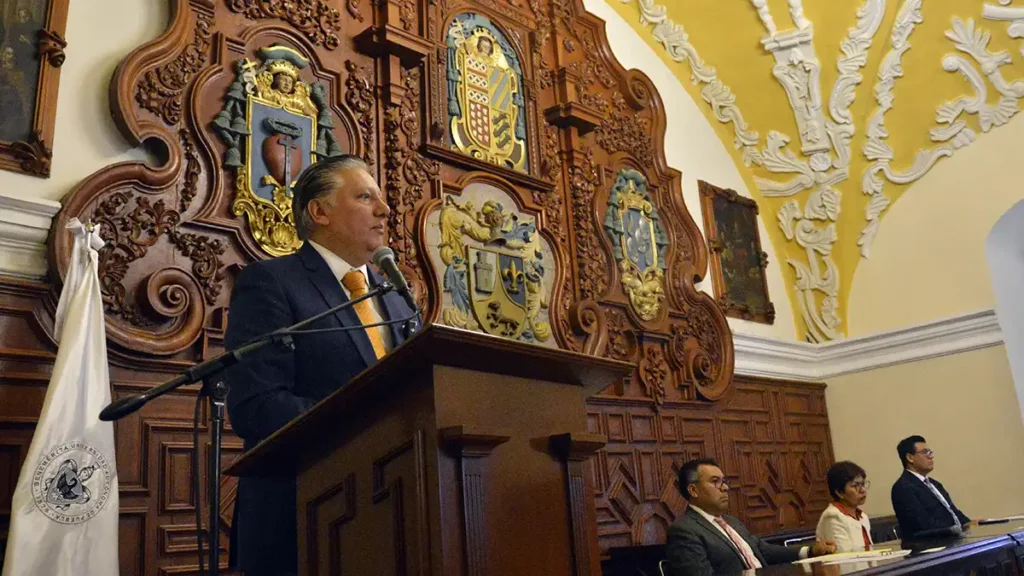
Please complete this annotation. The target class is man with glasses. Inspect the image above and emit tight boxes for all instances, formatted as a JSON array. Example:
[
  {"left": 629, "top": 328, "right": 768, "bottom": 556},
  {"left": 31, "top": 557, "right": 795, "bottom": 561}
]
[
  {"left": 891, "top": 435, "right": 972, "bottom": 539},
  {"left": 664, "top": 458, "right": 836, "bottom": 575}
]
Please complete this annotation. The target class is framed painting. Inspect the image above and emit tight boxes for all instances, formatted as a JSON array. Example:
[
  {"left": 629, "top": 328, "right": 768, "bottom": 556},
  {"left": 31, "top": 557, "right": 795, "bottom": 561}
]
[
  {"left": 0, "top": 0, "right": 68, "bottom": 177},
  {"left": 698, "top": 180, "right": 775, "bottom": 324}
]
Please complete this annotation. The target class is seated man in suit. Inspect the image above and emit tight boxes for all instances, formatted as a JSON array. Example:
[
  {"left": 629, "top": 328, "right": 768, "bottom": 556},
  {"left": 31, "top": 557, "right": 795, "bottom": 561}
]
[
  {"left": 665, "top": 458, "right": 836, "bottom": 575},
  {"left": 225, "top": 155, "right": 416, "bottom": 576},
  {"left": 891, "top": 435, "right": 971, "bottom": 539}
]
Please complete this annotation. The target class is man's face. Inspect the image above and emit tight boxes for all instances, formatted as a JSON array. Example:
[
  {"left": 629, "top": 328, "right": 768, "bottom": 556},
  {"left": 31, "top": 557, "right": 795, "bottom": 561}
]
[
  {"left": 0, "top": 48, "right": 13, "bottom": 70},
  {"left": 478, "top": 37, "right": 493, "bottom": 55},
  {"left": 907, "top": 442, "right": 935, "bottom": 474},
  {"left": 17, "top": 8, "right": 30, "bottom": 23},
  {"left": 307, "top": 166, "right": 389, "bottom": 265},
  {"left": 688, "top": 464, "right": 730, "bottom": 516}
]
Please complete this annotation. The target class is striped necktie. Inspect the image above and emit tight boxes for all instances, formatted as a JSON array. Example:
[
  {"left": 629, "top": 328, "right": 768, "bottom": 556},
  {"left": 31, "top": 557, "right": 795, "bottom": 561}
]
[
  {"left": 713, "top": 517, "right": 762, "bottom": 570},
  {"left": 923, "top": 478, "right": 961, "bottom": 528}
]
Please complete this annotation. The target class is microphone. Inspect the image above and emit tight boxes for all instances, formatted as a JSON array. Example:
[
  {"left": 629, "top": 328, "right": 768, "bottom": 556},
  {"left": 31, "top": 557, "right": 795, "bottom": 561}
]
[{"left": 372, "top": 247, "right": 419, "bottom": 313}]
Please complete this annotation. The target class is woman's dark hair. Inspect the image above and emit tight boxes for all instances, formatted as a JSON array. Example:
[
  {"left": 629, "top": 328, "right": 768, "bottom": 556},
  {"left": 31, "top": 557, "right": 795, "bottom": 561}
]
[{"left": 826, "top": 461, "right": 867, "bottom": 501}]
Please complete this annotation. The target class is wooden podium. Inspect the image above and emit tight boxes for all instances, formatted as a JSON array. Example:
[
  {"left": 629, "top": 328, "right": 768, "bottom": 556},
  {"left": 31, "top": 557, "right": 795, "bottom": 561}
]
[{"left": 225, "top": 324, "right": 633, "bottom": 576}]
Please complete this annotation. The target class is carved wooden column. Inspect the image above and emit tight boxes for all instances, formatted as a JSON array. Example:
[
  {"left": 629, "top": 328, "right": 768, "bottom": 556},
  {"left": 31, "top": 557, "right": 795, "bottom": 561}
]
[
  {"left": 441, "top": 426, "right": 512, "bottom": 576},
  {"left": 551, "top": 432, "right": 607, "bottom": 576}
]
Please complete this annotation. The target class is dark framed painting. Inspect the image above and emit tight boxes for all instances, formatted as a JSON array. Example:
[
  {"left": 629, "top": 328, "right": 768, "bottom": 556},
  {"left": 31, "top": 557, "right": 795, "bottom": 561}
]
[
  {"left": 698, "top": 180, "right": 775, "bottom": 324},
  {"left": 0, "top": 0, "right": 68, "bottom": 177}
]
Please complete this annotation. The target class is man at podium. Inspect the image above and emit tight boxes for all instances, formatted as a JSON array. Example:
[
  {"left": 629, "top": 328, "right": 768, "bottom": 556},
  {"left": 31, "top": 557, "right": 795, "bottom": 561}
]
[{"left": 224, "top": 155, "right": 416, "bottom": 576}]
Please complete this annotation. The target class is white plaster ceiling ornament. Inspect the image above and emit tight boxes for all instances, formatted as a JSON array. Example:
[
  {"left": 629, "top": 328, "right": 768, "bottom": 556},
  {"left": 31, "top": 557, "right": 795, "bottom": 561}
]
[
  {"left": 983, "top": 3, "right": 1024, "bottom": 44},
  {"left": 861, "top": 13, "right": 1024, "bottom": 257}
]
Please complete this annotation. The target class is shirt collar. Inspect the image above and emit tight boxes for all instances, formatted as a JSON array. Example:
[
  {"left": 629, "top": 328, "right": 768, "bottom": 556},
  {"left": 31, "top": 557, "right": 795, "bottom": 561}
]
[
  {"left": 308, "top": 240, "right": 367, "bottom": 283},
  {"left": 688, "top": 504, "right": 720, "bottom": 524},
  {"left": 908, "top": 469, "right": 929, "bottom": 483},
  {"left": 833, "top": 501, "right": 863, "bottom": 520}
]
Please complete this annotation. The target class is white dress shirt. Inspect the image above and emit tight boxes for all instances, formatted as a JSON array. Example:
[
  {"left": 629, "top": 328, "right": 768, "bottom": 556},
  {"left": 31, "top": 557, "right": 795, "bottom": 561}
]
[
  {"left": 908, "top": 469, "right": 961, "bottom": 527},
  {"left": 308, "top": 240, "right": 393, "bottom": 352},
  {"left": 690, "top": 504, "right": 810, "bottom": 562}
]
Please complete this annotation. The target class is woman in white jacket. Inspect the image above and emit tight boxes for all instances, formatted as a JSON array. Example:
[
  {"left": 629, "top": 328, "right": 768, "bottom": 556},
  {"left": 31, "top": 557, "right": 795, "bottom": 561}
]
[{"left": 816, "top": 461, "right": 873, "bottom": 552}]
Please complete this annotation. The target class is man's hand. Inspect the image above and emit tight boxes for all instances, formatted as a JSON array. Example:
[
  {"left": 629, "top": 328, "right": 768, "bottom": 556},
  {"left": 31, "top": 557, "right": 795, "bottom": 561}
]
[{"left": 811, "top": 540, "right": 837, "bottom": 557}]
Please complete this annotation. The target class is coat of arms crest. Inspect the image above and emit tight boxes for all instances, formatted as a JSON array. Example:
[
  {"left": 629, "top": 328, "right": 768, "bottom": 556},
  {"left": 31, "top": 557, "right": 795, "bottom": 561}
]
[
  {"left": 604, "top": 169, "right": 670, "bottom": 321},
  {"left": 435, "top": 194, "right": 551, "bottom": 343},
  {"left": 446, "top": 14, "right": 528, "bottom": 172},
  {"left": 213, "top": 45, "right": 343, "bottom": 256}
]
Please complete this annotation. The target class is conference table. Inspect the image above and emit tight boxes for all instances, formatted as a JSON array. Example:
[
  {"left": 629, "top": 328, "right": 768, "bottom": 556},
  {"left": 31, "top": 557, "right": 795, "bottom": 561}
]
[{"left": 754, "top": 519, "right": 1024, "bottom": 575}]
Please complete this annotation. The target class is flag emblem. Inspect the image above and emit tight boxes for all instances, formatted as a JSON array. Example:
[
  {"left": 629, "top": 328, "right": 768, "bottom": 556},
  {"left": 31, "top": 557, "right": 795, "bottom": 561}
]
[{"left": 31, "top": 441, "right": 113, "bottom": 525}]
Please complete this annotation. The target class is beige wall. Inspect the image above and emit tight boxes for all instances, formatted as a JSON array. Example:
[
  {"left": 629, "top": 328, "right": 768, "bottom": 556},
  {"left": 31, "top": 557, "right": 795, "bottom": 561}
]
[
  {"left": 826, "top": 345, "right": 1024, "bottom": 520},
  {"left": 847, "top": 113, "right": 1024, "bottom": 337},
  {"left": 587, "top": 0, "right": 800, "bottom": 340},
  {"left": 0, "top": 0, "right": 163, "bottom": 203}
]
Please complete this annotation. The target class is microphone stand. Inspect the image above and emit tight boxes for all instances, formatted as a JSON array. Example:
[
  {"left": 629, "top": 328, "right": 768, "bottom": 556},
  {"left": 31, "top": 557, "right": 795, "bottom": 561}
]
[{"left": 99, "top": 281, "right": 395, "bottom": 576}]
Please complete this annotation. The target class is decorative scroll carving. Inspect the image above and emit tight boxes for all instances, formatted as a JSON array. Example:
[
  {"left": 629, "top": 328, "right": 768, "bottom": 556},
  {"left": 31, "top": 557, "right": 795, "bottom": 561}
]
[
  {"left": 347, "top": 0, "right": 365, "bottom": 22},
  {"left": 136, "top": 11, "right": 213, "bottom": 126},
  {"left": 178, "top": 130, "right": 200, "bottom": 212},
  {"left": 227, "top": 0, "right": 342, "bottom": 49},
  {"left": 605, "top": 306, "right": 637, "bottom": 362},
  {"left": 639, "top": 343, "right": 669, "bottom": 406},
  {"left": 385, "top": 67, "right": 438, "bottom": 305},
  {"left": 166, "top": 230, "right": 226, "bottom": 306},
  {"left": 37, "top": 29, "right": 67, "bottom": 68},
  {"left": 597, "top": 92, "right": 654, "bottom": 162},
  {"left": 7, "top": 131, "right": 52, "bottom": 177},
  {"left": 345, "top": 60, "right": 376, "bottom": 167},
  {"left": 568, "top": 147, "right": 607, "bottom": 301},
  {"left": 92, "top": 192, "right": 180, "bottom": 325}
]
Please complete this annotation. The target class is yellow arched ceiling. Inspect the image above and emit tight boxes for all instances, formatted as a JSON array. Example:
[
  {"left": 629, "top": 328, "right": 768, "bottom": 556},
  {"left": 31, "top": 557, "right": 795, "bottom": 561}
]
[{"left": 607, "top": 0, "right": 1024, "bottom": 341}]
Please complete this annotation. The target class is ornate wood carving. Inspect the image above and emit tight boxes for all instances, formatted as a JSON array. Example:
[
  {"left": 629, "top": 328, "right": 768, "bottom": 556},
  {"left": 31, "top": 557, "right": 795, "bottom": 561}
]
[
  {"left": 135, "top": 10, "right": 213, "bottom": 126},
  {"left": 227, "top": 0, "right": 342, "bottom": 50},
  {"left": 0, "top": 0, "right": 831, "bottom": 571},
  {"left": 0, "top": 0, "right": 69, "bottom": 177},
  {"left": 699, "top": 180, "right": 777, "bottom": 325}
]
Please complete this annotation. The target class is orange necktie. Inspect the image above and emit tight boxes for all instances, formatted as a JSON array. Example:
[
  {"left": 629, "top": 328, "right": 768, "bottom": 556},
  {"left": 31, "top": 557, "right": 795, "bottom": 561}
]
[{"left": 341, "top": 269, "right": 386, "bottom": 360}]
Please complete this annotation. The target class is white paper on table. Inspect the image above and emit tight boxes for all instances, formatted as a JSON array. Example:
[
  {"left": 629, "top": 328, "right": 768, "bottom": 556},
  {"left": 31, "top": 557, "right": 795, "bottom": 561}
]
[
  {"left": 978, "top": 515, "right": 1024, "bottom": 523},
  {"left": 793, "top": 549, "right": 908, "bottom": 565},
  {"left": 822, "top": 550, "right": 911, "bottom": 566}
]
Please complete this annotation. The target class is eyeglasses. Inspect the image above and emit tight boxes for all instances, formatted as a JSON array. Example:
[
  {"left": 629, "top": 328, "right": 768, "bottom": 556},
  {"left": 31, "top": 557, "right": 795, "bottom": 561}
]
[
  {"left": 913, "top": 449, "right": 935, "bottom": 457},
  {"left": 850, "top": 480, "right": 871, "bottom": 491},
  {"left": 710, "top": 478, "right": 729, "bottom": 490}
]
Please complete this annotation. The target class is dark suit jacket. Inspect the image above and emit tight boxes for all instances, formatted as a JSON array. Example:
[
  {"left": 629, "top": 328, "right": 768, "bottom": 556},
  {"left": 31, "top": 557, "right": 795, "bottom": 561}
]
[
  {"left": 665, "top": 507, "right": 800, "bottom": 576},
  {"left": 224, "top": 243, "right": 415, "bottom": 575},
  {"left": 891, "top": 470, "right": 970, "bottom": 539}
]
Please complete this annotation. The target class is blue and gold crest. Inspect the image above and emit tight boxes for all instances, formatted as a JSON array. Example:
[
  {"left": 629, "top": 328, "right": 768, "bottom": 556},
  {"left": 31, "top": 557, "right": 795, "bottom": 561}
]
[
  {"left": 603, "top": 169, "right": 670, "bottom": 321},
  {"left": 213, "top": 45, "right": 343, "bottom": 256},
  {"left": 446, "top": 14, "right": 528, "bottom": 172},
  {"left": 434, "top": 194, "right": 551, "bottom": 343}
]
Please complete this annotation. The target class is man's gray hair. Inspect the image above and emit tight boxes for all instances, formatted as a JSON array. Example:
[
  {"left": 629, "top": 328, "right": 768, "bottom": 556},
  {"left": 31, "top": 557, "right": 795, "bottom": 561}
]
[{"left": 292, "top": 154, "right": 371, "bottom": 241}]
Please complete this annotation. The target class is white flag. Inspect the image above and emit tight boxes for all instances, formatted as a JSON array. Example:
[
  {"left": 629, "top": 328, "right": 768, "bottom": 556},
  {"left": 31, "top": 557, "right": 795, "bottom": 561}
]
[{"left": 2, "top": 218, "right": 119, "bottom": 575}]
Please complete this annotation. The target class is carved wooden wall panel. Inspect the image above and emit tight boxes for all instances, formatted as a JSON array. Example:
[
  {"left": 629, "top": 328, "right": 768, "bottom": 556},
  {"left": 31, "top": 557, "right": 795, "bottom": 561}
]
[
  {"left": 0, "top": 0, "right": 835, "bottom": 572},
  {"left": 587, "top": 377, "right": 832, "bottom": 552}
]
